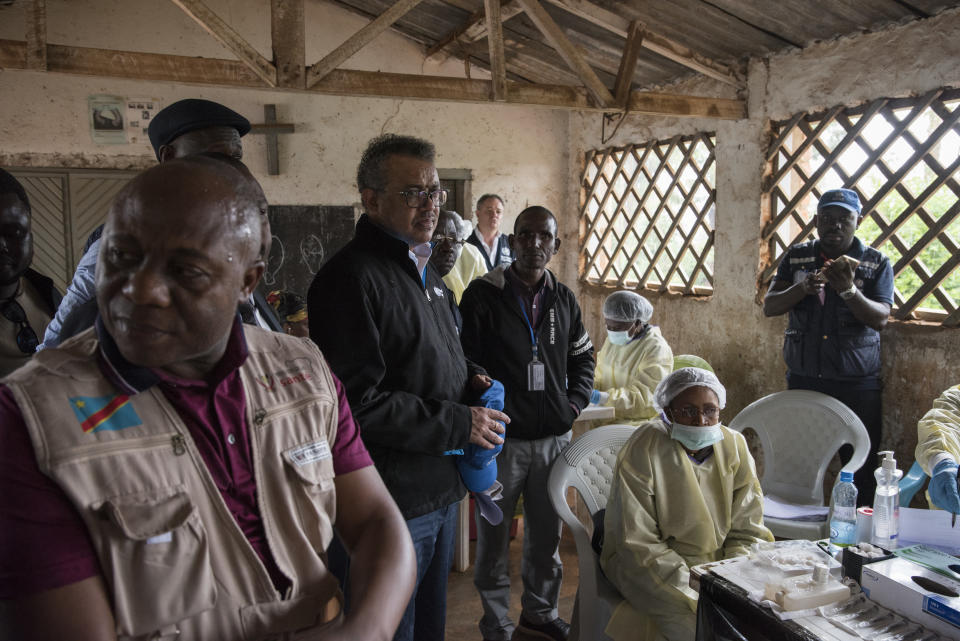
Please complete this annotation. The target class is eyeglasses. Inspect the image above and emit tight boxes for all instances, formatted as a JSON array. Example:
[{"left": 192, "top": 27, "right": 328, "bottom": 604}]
[
  {"left": 392, "top": 188, "right": 448, "bottom": 208},
  {"left": 431, "top": 234, "right": 465, "bottom": 247},
  {"left": 1, "top": 299, "right": 39, "bottom": 354},
  {"left": 670, "top": 405, "right": 720, "bottom": 421}
]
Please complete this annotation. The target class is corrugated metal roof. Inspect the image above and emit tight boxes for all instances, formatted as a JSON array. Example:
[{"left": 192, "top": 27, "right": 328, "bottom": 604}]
[{"left": 328, "top": 0, "right": 960, "bottom": 89}]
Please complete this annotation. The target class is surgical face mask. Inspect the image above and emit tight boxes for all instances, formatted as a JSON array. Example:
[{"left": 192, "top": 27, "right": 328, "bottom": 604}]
[
  {"left": 670, "top": 421, "right": 723, "bottom": 451},
  {"left": 606, "top": 329, "right": 632, "bottom": 346}
]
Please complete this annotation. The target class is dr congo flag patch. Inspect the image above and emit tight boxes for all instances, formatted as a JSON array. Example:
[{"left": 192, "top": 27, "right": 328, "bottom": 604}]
[{"left": 70, "top": 394, "right": 143, "bottom": 433}]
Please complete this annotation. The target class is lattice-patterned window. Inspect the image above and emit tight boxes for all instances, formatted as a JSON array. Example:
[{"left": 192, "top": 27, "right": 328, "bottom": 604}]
[
  {"left": 579, "top": 134, "right": 716, "bottom": 294},
  {"left": 763, "top": 88, "right": 960, "bottom": 326}
]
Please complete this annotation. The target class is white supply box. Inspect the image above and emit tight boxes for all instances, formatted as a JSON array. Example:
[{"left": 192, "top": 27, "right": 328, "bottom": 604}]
[{"left": 860, "top": 557, "right": 960, "bottom": 639}]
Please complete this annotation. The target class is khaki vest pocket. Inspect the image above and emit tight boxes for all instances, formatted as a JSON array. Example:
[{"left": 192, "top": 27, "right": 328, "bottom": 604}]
[
  {"left": 282, "top": 450, "right": 337, "bottom": 551},
  {"left": 95, "top": 488, "right": 218, "bottom": 637}
]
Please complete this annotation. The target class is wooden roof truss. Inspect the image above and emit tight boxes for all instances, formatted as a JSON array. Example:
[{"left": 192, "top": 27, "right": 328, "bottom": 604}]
[{"left": 0, "top": 0, "right": 745, "bottom": 119}]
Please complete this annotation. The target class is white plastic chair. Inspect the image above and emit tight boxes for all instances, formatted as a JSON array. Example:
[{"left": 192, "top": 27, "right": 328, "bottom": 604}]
[
  {"left": 548, "top": 424, "right": 637, "bottom": 641},
  {"left": 728, "top": 390, "right": 870, "bottom": 540}
]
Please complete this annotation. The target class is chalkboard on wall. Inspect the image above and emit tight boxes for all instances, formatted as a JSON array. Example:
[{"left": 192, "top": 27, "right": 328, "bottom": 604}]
[{"left": 262, "top": 205, "right": 356, "bottom": 299}]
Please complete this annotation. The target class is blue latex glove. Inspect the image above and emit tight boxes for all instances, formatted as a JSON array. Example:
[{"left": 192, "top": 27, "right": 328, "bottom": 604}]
[
  {"left": 589, "top": 389, "right": 609, "bottom": 405},
  {"left": 929, "top": 459, "right": 960, "bottom": 514}
]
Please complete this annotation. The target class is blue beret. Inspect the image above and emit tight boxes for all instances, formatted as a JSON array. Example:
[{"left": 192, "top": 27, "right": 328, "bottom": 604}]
[{"left": 147, "top": 99, "right": 250, "bottom": 159}]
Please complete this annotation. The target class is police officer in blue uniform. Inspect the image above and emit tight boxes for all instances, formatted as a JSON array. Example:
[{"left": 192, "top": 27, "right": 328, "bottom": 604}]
[{"left": 764, "top": 188, "right": 894, "bottom": 502}]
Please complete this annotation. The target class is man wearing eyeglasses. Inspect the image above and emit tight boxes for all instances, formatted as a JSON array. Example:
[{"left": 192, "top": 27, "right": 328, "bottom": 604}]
[
  {"left": 308, "top": 134, "right": 509, "bottom": 641},
  {"left": 763, "top": 188, "right": 893, "bottom": 502},
  {"left": 429, "top": 210, "right": 488, "bottom": 304},
  {"left": 0, "top": 169, "right": 60, "bottom": 377}
]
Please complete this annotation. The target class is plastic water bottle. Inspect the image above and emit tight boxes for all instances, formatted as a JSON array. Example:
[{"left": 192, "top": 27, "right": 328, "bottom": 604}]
[
  {"left": 829, "top": 470, "right": 858, "bottom": 547},
  {"left": 871, "top": 451, "right": 903, "bottom": 548}
]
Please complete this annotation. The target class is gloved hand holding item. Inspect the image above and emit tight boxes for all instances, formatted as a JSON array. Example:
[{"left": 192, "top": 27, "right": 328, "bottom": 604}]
[
  {"left": 929, "top": 459, "right": 960, "bottom": 514},
  {"left": 590, "top": 389, "right": 609, "bottom": 405}
]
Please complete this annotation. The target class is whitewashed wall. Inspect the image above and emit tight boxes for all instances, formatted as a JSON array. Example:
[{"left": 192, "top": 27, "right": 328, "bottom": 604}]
[{"left": 0, "top": 0, "right": 568, "bottom": 222}]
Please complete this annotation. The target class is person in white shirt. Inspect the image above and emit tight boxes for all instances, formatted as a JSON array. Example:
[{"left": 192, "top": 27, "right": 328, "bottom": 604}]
[{"left": 466, "top": 194, "right": 514, "bottom": 270}]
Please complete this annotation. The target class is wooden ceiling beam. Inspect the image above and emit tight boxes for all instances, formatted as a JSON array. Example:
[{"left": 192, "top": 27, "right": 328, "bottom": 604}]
[
  {"left": 169, "top": 0, "right": 277, "bottom": 87},
  {"left": 25, "top": 0, "right": 47, "bottom": 70},
  {"left": 517, "top": 0, "right": 614, "bottom": 107},
  {"left": 540, "top": 0, "right": 744, "bottom": 88},
  {"left": 613, "top": 20, "right": 643, "bottom": 107},
  {"left": 628, "top": 91, "right": 742, "bottom": 118},
  {"left": 0, "top": 39, "right": 743, "bottom": 118},
  {"left": 452, "top": 36, "right": 564, "bottom": 84},
  {"left": 466, "top": 2, "right": 523, "bottom": 41},
  {"left": 307, "top": 0, "right": 427, "bottom": 87},
  {"left": 271, "top": 0, "right": 306, "bottom": 88},
  {"left": 425, "top": 0, "right": 521, "bottom": 57},
  {"left": 484, "top": 0, "right": 507, "bottom": 100}
]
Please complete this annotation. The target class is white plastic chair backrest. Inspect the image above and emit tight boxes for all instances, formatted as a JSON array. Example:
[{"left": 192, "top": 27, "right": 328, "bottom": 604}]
[
  {"left": 549, "top": 425, "right": 639, "bottom": 518},
  {"left": 728, "top": 390, "right": 869, "bottom": 505},
  {"left": 548, "top": 425, "right": 637, "bottom": 641}
]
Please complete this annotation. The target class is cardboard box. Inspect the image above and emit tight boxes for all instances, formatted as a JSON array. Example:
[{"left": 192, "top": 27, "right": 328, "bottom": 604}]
[{"left": 860, "top": 556, "right": 960, "bottom": 639}]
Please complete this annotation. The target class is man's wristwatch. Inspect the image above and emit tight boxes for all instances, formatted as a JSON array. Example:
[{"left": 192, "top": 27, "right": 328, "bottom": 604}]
[{"left": 838, "top": 284, "right": 858, "bottom": 300}]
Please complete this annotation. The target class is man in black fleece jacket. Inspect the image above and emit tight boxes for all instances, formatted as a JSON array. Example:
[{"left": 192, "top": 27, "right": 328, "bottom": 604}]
[
  {"left": 308, "top": 134, "right": 508, "bottom": 641},
  {"left": 460, "top": 206, "right": 594, "bottom": 641}
]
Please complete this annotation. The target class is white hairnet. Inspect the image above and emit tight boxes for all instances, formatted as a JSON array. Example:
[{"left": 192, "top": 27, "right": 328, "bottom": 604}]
[
  {"left": 653, "top": 367, "right": 726, "bottom": 413},
  {"left": 603, "top": 290, "right": 653, "bottom": 323}
]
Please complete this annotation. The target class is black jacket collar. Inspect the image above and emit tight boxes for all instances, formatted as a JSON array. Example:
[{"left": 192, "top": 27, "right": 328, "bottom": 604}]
[{"left": 354, "top": 214, "right": 426, "bottom": 287}]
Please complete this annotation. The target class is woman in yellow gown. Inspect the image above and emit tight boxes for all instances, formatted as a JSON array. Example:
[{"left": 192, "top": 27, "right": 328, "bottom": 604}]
[{"left": 601, "top": 367, "right": 773, "bottom": 641}]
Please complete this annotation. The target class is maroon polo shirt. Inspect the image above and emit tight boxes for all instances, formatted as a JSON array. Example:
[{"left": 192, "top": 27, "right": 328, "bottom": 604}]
[{"left": 0, "top": 317, "right": 372, "bottom": 598}]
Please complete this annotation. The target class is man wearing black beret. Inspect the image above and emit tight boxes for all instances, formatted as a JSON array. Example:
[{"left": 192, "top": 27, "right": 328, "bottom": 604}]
[
  {"left": 147, "top": 98, "right": 250, "bottom": 163},
  {"left": 40, "top": 98, "right": 282, "bottom": 349}
]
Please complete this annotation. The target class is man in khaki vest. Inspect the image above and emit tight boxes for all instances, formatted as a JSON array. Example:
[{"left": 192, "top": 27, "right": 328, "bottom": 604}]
[{"left": 0, "top": 155, "right": 416, "bottom": 641}]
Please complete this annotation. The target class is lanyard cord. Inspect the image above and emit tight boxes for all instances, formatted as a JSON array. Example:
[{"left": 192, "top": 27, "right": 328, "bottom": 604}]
[{"left": 516, "top": 296, "right": 538, "bottom": 358}]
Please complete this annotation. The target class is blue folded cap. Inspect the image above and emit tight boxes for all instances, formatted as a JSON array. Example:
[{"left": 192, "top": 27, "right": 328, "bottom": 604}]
[
  {"left": 818, "top": 188, "right": 861, "bottom": 215},
  {"left": 478, "top": 379, "right": 505, "bottom": 411},
  {"left": 458, "top": 439, "right": 503, "bottom": 493},
  {"left": 457, "top": 380, "right": 506, "bottom": 493}
]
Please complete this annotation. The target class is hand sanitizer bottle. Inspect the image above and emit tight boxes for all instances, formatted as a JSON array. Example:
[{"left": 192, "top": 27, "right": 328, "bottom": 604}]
[{"left": 871, "top": 451, "right": 902, "bottom": 549}]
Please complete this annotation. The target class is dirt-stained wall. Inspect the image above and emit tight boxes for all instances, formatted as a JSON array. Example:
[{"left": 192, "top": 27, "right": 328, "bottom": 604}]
[
  {"left": 0, "top": 0, "right": 566, "bottom": 223},
  {"left": 1, "top": 1, "right": 956, "bottom": 478},
  {"left": 560, "top": 8, "right": 960, "bottom": 477}
]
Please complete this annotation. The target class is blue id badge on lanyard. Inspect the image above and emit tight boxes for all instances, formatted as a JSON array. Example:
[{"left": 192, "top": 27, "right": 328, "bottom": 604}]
[{"left": 518, "top": 298, "right": 545, "bottom": 391}]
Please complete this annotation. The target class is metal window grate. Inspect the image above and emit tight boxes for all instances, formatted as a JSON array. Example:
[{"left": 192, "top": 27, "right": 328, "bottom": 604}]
[
  {"left": 579, "top": 133, "right": 716, "bottom": 294},
  {"left": 762, "top": 87, "right": 960, "bottom": 326}
]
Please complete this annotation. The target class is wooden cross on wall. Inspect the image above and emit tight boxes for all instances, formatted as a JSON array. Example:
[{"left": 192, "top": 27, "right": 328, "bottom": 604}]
[{"left": 249, "top": 104, "right": 295, "bottom": 175}]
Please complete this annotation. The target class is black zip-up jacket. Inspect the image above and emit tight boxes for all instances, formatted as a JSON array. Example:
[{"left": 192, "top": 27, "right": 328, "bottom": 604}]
[
  {"left": 459, "top": 266, "right": 594, "bottom": 440},
  {"left": 308, "top": 215, "right": 484, "bottom": 519}
]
